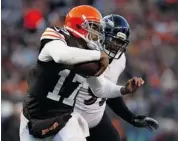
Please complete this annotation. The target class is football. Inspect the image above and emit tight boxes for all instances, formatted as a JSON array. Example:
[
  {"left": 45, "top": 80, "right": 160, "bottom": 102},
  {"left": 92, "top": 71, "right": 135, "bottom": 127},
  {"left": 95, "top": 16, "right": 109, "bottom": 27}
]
[{"left": 74, "top": 61, "right": 100, "bottom": 76}]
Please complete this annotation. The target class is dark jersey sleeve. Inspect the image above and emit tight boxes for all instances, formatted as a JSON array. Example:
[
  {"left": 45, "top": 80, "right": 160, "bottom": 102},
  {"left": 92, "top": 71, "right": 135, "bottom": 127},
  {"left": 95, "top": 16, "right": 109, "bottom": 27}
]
[{"left": 107, "top": 97, "right": 136, "bottom": 124}]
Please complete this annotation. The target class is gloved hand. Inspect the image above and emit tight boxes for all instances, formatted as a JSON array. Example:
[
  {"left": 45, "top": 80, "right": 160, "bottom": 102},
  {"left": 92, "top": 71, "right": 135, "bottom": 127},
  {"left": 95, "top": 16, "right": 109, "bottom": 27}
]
[{"left": 132, "top": 115, "right": 159, "bottom": 131}]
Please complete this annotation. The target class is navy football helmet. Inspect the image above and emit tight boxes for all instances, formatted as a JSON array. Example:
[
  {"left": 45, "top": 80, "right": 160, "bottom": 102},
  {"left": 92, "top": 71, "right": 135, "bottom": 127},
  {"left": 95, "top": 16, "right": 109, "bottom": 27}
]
[{"left": 103, "top": 14, "right": 130, "bottom": 59}]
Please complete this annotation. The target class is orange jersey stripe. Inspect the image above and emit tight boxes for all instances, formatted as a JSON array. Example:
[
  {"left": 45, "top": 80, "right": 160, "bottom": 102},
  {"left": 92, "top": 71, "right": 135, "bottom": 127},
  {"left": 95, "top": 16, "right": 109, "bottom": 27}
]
[
  {"left": 42, "top": 34, "right": 61, "bottom": 39},
  {"left": 42, "top": 31, "right": 65, "bottom": 39},
  {"left": 45, "top": 30, "right": 59, "bottom": 34},
  {"left": 42, "top": 30, "right": 60, "bottom": 36}
]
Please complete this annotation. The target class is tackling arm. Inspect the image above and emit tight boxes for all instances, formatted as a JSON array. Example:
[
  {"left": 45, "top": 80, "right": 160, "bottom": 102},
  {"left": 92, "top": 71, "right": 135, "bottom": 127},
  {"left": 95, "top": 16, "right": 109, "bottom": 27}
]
[
  {"left": 87, "top": 74, "right": 124, "bottom": 98},
  {"left": 107, "top": 96, "right": 159, "bottom": 131},
  {"left": 87, "top": 54, "right": 126, "bottom": 98},
  {"left": 107, "top": 97, "right": 135, "bottom": 124}
]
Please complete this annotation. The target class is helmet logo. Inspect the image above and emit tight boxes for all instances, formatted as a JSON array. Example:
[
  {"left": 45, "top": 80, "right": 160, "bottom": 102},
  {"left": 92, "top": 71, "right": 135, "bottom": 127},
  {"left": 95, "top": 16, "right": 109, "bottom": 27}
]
[
  {"left": 82, "top": 15, "right": 86, "bottom": 20},
  {"left": 105, "top": 19, "right": 114, "bottom": 27},
  {"left": 116, "top": 32, "right": 126, "bottom": 40}
]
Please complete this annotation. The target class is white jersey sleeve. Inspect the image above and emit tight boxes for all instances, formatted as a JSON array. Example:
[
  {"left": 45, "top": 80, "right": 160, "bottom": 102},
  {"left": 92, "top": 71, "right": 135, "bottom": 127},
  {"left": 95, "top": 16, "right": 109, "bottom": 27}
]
[
  {"left": 38, "top": 40, "right": 101, "bottom": 65},
  {"left": 38, "top": 28, "right": 101, "bottom": 65},
  {"left": 87, "top": 75, "right": 123, "bottom": 98}
]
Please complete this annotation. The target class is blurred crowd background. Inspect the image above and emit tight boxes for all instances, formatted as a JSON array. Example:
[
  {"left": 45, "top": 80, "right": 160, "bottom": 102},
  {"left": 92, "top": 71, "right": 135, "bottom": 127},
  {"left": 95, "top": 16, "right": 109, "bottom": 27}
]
[{"left": 1, "top": 0, "right": 178, "bottom": 141}]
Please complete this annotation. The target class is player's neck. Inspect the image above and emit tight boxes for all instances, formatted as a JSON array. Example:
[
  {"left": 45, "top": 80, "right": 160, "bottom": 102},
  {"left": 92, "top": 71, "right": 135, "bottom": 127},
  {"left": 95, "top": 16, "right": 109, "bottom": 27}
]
[{"left": 72, "top": 35, "right": 88, "bottom": 49}]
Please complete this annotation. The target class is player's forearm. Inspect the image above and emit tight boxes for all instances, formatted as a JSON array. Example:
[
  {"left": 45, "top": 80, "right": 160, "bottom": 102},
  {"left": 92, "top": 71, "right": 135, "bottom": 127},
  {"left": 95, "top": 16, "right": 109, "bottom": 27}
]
[
  {"left": 39, "top": 40, "right": 101, "bottom": 65},
  {"left": 87, "top": 76, "right": 124, "bottom": 98},
  {"left": 107, "top": 97, "right": 135, "bottom": 124},
  {"left": 57, "top": 47, "right": 101, "bottom": 65}
]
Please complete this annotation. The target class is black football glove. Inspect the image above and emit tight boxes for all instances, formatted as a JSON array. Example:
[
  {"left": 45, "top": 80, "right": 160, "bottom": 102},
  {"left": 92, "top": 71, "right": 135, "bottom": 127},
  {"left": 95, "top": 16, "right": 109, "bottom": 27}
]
[{"left": 132, "top": 115, "right": 159, "bottom": 131}]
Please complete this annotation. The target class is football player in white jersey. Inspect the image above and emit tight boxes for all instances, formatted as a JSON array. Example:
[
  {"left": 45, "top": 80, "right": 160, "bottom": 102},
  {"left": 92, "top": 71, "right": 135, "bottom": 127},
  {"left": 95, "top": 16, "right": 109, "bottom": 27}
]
[{"left": 74, "top": 14, "right": 159, "bottom": 141}]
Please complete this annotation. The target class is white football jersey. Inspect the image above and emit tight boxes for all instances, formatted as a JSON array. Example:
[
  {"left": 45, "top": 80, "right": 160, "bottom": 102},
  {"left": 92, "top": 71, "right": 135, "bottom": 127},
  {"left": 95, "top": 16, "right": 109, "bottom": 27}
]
[{"left": 74, "top": 54, "right": 126, "bottom": 128}]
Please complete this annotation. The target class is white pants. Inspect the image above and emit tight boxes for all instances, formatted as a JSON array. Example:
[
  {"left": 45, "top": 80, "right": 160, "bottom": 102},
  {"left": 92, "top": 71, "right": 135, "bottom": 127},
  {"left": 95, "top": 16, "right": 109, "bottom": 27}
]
[
  {"left": 20, "top": 112, "right": 89, "bottom": 141},
  {"left": 74, "top": 108, "right": 105, "bottom": 128},
  {"left": 74, "top": 103, "right": 106, "bottom": 128}
]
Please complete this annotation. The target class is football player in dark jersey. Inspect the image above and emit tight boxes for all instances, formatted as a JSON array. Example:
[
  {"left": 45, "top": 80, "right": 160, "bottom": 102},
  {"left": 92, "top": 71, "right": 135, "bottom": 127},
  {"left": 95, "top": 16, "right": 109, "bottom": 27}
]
[
  {"left": 20, "top": 6, "right": 138, "bottom": 141},
  {"left": 86, "top": 14, "right": 159, "bottom": 141},
  {"left": 19, "top": 5, "right": 109, "bottom": 141}
]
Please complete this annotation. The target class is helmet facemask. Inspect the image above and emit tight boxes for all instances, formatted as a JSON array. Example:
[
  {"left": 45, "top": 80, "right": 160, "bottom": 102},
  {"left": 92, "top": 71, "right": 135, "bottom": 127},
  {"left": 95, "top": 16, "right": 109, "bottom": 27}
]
[
  {"left": 80, "top": 15, "right": 105, "bottom": 50},
  {"left": 104, "top": 29, "right": 129, "bottom": 59}
]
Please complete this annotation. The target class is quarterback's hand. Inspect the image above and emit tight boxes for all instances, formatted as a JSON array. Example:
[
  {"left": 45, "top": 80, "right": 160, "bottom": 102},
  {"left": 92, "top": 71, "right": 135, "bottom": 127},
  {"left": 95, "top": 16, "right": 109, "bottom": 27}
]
[
  {"left": 95, "top": 52, "right": 109, "bottom": 77},
  {"left": 121, "top": 77, "right": 145, "bottom": 95},
  {"left": 132, "top": 115, "right": 159, "bottom": 131}
]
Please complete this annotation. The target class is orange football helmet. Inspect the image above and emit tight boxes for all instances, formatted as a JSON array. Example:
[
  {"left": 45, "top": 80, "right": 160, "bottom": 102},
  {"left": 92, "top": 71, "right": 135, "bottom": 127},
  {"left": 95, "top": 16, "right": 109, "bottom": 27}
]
[{"left": 64, "top": 5, "right": 105, "bottom": 50}]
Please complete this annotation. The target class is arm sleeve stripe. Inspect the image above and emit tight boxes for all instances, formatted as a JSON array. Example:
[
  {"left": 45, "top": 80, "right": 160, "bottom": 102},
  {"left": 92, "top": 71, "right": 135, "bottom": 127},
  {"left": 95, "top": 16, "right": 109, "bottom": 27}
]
[
  {"left": 40, "top": 36, "right": 67, "bottom": 44},
  {"left": 40, "top": 28, "right": 66, "bottom": 43},
  {"left": 40, "top": 36, "right": 60, "bottom": 41},
  {"left": 42, "top": 33, "right": 61, "bottom": 39},
  {"left": 45, "top": 30, "right": 65, "bottom": 38}
]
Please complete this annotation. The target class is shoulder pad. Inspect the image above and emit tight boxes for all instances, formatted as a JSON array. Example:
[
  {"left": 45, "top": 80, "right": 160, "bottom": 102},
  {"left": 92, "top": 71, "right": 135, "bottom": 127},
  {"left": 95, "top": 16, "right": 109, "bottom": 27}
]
[{"left": 40, "top": 27, "right": 66, "bottom": 44}]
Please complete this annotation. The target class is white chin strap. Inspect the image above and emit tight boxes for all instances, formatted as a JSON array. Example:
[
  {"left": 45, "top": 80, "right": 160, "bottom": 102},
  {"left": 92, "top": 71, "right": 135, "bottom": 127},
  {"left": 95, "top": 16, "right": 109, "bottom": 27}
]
[
  {"left": 104, "top": 48, "right": 115, "bottom": 58},
  {"left": 65, "top": 26, "right": 102, "bottom": 51}
]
